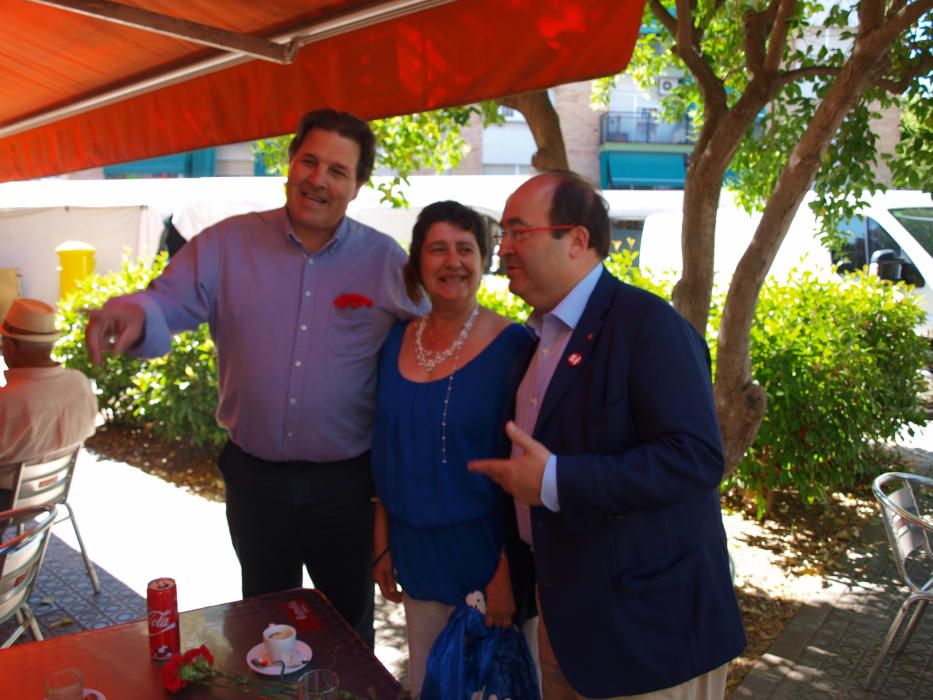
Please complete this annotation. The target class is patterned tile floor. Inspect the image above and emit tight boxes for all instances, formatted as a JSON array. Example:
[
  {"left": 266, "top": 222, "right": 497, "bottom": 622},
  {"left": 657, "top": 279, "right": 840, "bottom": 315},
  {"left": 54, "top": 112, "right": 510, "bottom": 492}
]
[{"left": 0, "top": 534, "right": 146, "bottom": 643}]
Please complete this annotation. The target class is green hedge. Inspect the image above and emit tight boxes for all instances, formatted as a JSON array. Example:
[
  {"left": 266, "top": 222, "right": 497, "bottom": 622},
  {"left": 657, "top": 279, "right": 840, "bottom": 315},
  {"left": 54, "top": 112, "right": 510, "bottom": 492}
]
[
  {"left": 56, "top": 254, "right": 226, "bottom": 447},
  {"left": 56, "top": 252, "right": 927, "bottom": 506},
  {"left": 734, "top": 269, "right": 927, "bottom": 509}
]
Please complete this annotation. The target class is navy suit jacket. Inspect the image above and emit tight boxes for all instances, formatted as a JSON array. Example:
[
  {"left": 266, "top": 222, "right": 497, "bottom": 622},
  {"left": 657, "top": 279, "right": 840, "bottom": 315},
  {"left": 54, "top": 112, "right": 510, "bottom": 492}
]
[{"left": 528, "top": 269, "right": 745, "bottom": 697}]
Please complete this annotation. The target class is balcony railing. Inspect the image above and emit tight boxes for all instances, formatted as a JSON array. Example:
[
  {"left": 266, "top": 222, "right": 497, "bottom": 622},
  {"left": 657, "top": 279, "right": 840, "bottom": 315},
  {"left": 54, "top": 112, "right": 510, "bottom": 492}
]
[{"left": 599, "top": 110, "right": 693, "bottom": 145}]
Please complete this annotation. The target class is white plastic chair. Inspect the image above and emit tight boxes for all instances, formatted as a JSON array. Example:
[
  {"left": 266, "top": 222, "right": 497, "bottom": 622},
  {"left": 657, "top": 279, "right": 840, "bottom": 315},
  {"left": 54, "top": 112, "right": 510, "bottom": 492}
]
[{"left": 867, "top": 471, "right": 933, "bottom": 687}]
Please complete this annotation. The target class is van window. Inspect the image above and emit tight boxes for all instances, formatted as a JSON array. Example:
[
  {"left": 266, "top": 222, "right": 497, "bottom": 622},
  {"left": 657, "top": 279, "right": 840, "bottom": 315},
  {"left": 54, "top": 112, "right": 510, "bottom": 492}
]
[
  {"left": 833, "top": 216, "right": 898, "bottom": 270},
  {"left": 834, "top": 215, "right": 914, "bottom": 279},
  {"left": 890, "top": 207, "right": 933, "bottom": 257},
  {"left": 834, "top": 216, "right": 868, "bottom": 271},
  {"left": 867, "top": 217, "right": 902, "bottom": 258}
]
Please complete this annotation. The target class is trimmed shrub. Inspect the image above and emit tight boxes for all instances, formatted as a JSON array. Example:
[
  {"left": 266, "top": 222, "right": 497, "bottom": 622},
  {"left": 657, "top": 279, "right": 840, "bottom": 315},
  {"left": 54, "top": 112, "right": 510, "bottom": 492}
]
[
  {"left": 56, "top": 255, "right": 226, "bottom": 447},
  {"left": 730, "top": 269, "right": 928, "bottom": 510}
]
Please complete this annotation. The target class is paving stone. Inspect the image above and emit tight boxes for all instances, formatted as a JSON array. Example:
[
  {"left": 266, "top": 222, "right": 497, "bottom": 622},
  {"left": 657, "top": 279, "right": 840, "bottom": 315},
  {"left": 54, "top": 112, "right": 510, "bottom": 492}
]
[{"left": 734, "top": 425, "right": 933, "bottom": 699}]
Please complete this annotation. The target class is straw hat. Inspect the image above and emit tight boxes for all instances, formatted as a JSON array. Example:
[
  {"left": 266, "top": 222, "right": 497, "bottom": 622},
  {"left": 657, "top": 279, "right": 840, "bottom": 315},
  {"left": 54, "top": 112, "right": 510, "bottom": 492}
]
[{"left": 0, "top": 298, "right": 60, "bottom": 342}]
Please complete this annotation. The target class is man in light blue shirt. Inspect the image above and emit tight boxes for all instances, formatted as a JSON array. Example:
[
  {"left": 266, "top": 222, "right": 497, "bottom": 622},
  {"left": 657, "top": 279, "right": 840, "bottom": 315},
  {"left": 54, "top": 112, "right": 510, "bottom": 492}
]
[{"left": 86, "top": 110, "right": 426, "bottom": 645}]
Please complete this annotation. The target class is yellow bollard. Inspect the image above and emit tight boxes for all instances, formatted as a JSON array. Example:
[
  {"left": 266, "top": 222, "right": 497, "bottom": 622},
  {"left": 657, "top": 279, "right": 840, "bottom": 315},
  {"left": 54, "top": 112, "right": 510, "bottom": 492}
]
[{"left": 55, "top": 241, "right": 96, "bottom": 300}]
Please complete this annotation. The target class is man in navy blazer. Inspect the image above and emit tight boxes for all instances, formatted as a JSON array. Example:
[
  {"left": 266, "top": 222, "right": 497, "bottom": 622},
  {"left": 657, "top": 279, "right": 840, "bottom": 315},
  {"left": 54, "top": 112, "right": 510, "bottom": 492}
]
[{"left": 471, "top": 172, "right": 745, "bottom": 699}]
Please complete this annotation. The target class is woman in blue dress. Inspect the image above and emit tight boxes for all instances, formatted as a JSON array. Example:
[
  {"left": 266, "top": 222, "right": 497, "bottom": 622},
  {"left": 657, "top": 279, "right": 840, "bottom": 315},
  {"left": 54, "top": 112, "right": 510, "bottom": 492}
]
[{"left": 371, "top": 200, "right": 535, "bottom": 697}]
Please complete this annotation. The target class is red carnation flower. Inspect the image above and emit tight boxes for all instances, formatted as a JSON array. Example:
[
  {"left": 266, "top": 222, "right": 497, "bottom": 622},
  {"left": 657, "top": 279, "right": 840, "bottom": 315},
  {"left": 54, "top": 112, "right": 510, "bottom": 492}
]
[{"left": 160, "top": 654, "right": 187, "bottom": 692}]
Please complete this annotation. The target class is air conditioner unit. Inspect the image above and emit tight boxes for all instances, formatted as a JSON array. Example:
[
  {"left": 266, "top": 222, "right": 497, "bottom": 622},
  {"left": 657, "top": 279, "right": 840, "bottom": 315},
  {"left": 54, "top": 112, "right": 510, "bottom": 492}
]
[{"left": 657, "top": 77, "right": 678, "bottom": 96}]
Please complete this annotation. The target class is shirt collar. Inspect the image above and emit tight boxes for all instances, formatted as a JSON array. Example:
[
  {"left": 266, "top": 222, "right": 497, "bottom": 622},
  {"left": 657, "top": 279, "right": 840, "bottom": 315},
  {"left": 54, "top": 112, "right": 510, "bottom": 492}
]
[
  {"left": 4, "top": 365, "right": 64, "bottom": 384},
  {"left": 282, "top": 207, "right": 350, "bottom": 255},
  {"left": 528, "top": 262, "right": 604, "bottom": 336}
]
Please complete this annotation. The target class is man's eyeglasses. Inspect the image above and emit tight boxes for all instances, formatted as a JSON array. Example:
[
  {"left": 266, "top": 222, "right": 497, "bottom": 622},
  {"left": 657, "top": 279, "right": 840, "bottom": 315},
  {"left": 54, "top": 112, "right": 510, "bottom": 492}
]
[{"left": 492, "top": 224, "right": 579, "bottom": 246}]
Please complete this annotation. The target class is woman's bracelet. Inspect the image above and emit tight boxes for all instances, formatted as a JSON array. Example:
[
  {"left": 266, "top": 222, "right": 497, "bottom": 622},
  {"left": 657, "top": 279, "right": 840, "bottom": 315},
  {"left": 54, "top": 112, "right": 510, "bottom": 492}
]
[{"left": 371, "top": 546, "right": 390, "bottom": 568}]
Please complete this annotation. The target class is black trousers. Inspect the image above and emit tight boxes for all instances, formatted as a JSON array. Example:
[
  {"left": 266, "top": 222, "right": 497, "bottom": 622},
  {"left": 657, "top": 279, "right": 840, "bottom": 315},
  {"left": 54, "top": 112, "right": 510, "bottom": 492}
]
[{"left": 218, "top": 441, "right": 375, "bottom": 647}]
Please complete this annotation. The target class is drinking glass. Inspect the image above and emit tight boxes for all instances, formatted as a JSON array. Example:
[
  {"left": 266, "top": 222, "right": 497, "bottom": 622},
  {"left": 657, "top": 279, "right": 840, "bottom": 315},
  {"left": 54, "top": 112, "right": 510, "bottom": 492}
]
[
  {"left": 297, "top": 668, "right": 339, "bottom": 699},
  {"left": 44, "top": 668, "right": 83, "bottom": 700}
]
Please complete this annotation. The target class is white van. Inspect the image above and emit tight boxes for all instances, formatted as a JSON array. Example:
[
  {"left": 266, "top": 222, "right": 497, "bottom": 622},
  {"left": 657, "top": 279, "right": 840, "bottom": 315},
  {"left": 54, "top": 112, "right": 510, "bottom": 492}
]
[{"left": 637, "top": 190, "right": 933, "bottom": 335}]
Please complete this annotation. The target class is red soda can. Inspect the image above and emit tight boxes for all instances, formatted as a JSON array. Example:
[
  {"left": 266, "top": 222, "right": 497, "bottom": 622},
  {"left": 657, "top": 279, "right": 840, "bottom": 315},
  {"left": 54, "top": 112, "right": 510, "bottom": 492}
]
[{"left": 147, "top": 577, "right": 180, "bottom": 660}]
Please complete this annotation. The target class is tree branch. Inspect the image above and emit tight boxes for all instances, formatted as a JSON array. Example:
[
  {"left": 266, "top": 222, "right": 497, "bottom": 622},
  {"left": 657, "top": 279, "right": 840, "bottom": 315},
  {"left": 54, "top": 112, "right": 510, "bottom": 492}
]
[
  {"left": 764, "top": 0, "right": 798, "bottom": 74},
  {"left": 874, "top": 0, "right": 933, "bottom": 44},
  {"left": 859, "top": 0, "right": 886, "bottom": 30},
  {"left": 647, "top": 0, "right": 677, "bottom": 37},
  {"left": 877, "top": 54, "right": 933, "bottom": 93},
  {"left": 498, "top": 91, "right": 569, "bottom": 171},
  {"left": 743, "top": 6, "right": 770, "bottom": 78},
  {"left": 675, "top": 0, "right": 698, "bottom": 53},
  {"left": 776, "top": 64, "right": 842, "bottom": 86},
  {"left": 650, "top": 0, "right": 727, "bottom": 113}
]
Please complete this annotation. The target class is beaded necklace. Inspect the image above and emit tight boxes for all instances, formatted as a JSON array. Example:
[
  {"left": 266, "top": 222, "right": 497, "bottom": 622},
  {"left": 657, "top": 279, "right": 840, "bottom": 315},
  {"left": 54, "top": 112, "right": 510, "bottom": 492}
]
[
  {"left": 414, "top": 305, "right": 480, "bottom": 465},
  {"left": 414, "top": 304, "right": 479, "bottom": 374}
]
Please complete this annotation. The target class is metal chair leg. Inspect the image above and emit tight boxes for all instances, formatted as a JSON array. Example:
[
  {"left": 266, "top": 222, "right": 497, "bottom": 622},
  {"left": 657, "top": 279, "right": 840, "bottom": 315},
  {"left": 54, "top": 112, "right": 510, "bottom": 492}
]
[
  {"left": 866, "top": 597, "right": 915, "bottom": 687},
  {"left": 894, "top": 598, "right": 928, "bottom": 654},
  {"left": 63, "top": 502, "right": 101, "bottom": 594},
  {"left": 24, "top": 603, "right": 43, "bottom": 642}
]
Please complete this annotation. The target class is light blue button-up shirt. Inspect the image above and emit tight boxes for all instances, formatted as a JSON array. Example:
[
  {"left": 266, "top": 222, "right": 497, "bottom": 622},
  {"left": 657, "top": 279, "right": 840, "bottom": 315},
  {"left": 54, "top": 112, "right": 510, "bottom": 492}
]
[
  {"left": 513, "top": 262, "right": 603, "bottom": 544},
  {"left": 118, "top": 207, "right": 425, "bottom": 463}
]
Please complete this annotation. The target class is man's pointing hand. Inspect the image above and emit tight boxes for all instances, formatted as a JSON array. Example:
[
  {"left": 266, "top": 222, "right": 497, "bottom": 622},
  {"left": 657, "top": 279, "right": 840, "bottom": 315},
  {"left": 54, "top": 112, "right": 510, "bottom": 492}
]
[{"left": 468, "top": 421, "right": 551, "bottom": 506}]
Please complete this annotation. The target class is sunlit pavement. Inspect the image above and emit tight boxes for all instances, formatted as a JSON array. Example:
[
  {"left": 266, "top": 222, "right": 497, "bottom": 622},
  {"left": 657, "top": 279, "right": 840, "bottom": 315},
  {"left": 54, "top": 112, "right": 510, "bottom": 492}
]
[{"left": 733, "top": 421, "right": 933, "bottom": 699}]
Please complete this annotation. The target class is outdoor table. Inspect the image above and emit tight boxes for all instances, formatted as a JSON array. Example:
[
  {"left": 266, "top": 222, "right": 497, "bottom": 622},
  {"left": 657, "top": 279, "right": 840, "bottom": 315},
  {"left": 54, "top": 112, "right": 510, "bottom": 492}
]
[{"left": 0, "top": 588, "right": 406, "bottom": 699}]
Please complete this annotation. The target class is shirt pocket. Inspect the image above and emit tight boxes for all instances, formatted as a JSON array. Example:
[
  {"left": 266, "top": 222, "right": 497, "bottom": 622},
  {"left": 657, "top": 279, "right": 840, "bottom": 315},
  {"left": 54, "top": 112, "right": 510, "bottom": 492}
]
[{"left": 327, "top": 306, "right": 382, "bottom": 358}]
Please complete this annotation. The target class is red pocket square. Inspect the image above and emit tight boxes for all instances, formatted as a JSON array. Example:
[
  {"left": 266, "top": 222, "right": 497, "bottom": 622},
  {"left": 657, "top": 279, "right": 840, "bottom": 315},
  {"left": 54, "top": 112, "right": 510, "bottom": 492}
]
[{"left": 334, "top": 293, "right": 374, "bottom": 309}]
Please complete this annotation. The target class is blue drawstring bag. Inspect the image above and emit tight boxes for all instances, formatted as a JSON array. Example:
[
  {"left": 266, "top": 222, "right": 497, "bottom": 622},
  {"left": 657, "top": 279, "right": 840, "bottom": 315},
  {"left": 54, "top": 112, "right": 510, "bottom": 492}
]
[{"left": 421, "top": 591, "right": 540, "bottom": 700}]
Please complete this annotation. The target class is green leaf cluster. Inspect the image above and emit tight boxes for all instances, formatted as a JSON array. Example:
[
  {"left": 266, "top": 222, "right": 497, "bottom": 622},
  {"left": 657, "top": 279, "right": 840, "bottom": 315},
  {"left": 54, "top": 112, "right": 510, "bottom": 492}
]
[
  {"left": 889, "top": 91, "right": 933, "bottom": 193},
  {"left": 731, "top": 269, "right": 928, "bottom": 513},
  {"left": 55, "top": 255, "right": 226, "bottom": 448},
  {"left": 600, "top": 1, "right": 932, "bottom": 231}
]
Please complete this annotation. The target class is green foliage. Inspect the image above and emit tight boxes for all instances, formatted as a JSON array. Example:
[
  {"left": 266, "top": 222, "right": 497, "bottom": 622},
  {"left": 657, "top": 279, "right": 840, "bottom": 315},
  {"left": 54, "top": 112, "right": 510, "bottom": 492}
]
[
  {"left": 728, "top": 270, "right": 928, "bottom": 513},
  {"left": 596, "top": 1, "right": 932, "bottom": 232},
  {"left": 251, "top": 103, "right": 504, "bottom": 207},
  {"left": 889, "top": 92, "right": 933, "bottom": 193},
  {"left": 55, "top": 255, "right": 226, "bottom": 448},
  {"left": 477, "top": 276, "right": 530, "bottom": 323}
]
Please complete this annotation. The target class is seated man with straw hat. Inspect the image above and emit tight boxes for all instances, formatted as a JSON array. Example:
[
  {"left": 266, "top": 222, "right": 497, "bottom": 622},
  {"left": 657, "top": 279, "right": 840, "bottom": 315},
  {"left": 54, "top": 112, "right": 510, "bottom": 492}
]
[{"left": 0, "top": 299, "right": 97, "bottom": 481}]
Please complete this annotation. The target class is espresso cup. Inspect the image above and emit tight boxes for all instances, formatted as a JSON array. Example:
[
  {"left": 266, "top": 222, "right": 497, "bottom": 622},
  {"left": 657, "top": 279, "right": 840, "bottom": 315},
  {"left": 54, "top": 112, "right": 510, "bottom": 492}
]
[{"left": 263, "top": 623, "right": 297, "bottom": 663}]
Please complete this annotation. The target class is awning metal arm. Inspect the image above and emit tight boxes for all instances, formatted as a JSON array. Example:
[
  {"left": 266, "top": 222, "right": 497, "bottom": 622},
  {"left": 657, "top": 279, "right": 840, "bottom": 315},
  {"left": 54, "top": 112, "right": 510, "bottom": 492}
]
[
  {"left": 31, "top": 0, "right": 292, "bottom": 63},
  {"left": 5, "top": 0, "right": 457, "bottom": 138},
  {"left": 29, "top": 0, "right": 458, "bottom": 65}
]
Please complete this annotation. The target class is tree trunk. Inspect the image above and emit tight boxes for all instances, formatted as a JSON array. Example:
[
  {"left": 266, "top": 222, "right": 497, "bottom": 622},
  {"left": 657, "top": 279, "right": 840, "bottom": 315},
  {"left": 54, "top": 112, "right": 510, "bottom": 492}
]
[
  {"left": 499, "top": 91, "right": 569, "bottom": 171},
  {"left": 715, "top": 41, "right": 893, "bottom": 475}
]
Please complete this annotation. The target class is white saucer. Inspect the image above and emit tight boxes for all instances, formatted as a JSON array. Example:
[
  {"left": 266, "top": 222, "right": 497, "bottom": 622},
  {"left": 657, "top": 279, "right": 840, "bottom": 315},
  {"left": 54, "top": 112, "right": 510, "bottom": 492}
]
[
  {"left": 84, "top": 691, "right": 106, "bottom": 700},
  {"left": 246, "top": 640, "right": 312, "bottom": 676}
]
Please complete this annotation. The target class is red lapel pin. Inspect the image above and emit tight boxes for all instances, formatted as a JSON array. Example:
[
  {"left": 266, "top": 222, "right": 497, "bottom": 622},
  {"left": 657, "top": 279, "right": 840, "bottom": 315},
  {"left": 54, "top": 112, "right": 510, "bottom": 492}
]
[
  {"left": 586, "top": 333, "right": 593, "bottom": 341},
  {"left": 567, "top": 352, "right": 582, "bottom": 367}
]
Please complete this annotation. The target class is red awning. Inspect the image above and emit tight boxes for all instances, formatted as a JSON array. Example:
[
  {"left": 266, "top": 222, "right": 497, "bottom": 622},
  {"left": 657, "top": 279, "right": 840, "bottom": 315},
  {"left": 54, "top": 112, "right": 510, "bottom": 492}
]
[{"left": 0, "top": 0, "right": 645, "bottom": 182}]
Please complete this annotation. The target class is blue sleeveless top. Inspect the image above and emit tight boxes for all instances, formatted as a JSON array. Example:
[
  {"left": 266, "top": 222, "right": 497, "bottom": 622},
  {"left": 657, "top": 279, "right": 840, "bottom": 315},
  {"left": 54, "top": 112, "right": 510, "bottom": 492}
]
[{"left": 372, "top": 321, "right": 534, "bottom": 604}]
